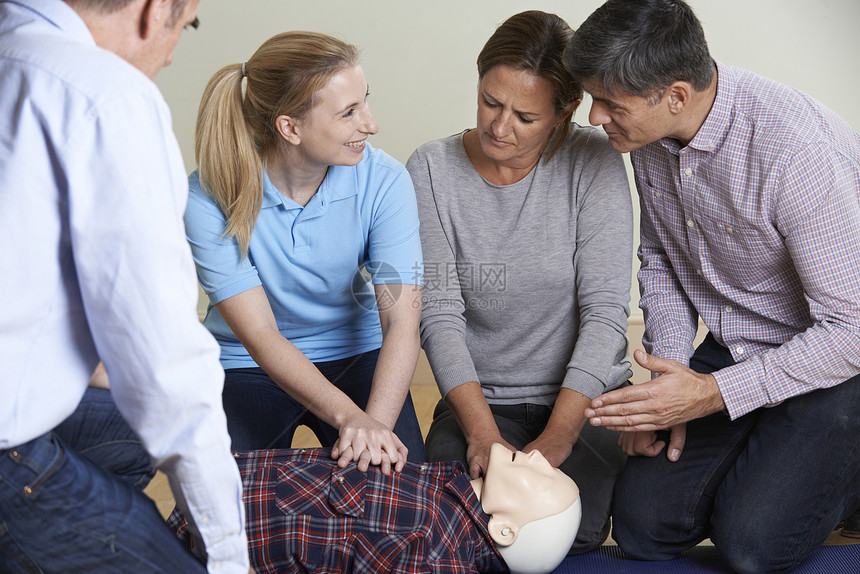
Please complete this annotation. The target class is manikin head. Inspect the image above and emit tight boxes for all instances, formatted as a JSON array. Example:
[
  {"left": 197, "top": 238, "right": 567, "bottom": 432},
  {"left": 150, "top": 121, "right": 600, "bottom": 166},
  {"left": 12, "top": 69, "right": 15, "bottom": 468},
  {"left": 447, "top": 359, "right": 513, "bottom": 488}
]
[{"left": 473, "top": 444, "right": 582, "bottom": 574}]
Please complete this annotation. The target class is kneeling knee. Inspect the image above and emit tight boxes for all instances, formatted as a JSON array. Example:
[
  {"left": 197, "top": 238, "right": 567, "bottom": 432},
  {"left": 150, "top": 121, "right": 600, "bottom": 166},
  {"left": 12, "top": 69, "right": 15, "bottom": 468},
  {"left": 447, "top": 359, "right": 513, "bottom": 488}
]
[
  {"left": 612, "top": 520, "right": 677, "bottom": 561},
  {"left": 713, "top": 524, "right": 799, "bottom": 573},
  {"left": 717, "top": 544, "right": 794, "bottom": 574}
]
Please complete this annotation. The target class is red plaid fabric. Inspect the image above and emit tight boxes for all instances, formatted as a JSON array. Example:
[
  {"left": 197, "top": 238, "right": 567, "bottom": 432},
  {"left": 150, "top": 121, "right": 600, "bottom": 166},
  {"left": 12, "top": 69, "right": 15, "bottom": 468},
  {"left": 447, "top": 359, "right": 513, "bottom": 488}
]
[{"left": 169, "top": 449, "right": 507, "bottom": 573}]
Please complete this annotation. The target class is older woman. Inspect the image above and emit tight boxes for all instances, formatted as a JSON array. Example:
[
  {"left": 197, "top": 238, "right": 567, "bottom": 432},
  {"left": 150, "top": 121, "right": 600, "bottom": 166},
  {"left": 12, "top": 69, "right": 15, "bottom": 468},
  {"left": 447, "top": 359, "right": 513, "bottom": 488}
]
[
  {"left": 185, "top": 31, "right": 425, "bottom": 473},
  {"left": 406, "top": 10, "right": 632, "bottom": 551}
]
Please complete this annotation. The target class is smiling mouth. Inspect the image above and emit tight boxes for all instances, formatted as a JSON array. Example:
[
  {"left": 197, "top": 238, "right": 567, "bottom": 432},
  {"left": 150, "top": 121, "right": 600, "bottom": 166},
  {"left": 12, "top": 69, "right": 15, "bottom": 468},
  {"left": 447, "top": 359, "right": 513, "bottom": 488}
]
[{"left": 345, "top": 140, "right": 366, "bottom": 148}]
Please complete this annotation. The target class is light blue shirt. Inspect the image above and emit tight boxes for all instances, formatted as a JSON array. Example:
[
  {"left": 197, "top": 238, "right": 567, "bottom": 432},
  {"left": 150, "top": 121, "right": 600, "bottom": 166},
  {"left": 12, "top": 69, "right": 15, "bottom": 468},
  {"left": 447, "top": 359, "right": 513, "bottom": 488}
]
[
  {"left": 0, "top": 1, "right": 247, "bottom": 571},
  {"left": 185, "top": 143, "right": 423, "bottom": 368}
]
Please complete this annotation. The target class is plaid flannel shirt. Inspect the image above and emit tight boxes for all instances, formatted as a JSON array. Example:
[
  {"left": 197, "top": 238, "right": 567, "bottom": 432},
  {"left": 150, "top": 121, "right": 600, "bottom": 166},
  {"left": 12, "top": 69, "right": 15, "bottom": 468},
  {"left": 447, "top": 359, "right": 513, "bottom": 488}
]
[
  {"left": 633, "top": 61, "right": 860, "bottom": 419},
  {"left": 170, "top": 449, "right": 507, "bottom": 573}
]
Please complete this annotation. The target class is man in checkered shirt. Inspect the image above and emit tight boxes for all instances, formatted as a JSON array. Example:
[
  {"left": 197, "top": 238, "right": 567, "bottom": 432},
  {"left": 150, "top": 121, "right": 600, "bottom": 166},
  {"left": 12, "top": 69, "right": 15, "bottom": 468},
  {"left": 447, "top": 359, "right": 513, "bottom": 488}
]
[{"left": 566, "top": 1, "right": 860, "bottom": 573}]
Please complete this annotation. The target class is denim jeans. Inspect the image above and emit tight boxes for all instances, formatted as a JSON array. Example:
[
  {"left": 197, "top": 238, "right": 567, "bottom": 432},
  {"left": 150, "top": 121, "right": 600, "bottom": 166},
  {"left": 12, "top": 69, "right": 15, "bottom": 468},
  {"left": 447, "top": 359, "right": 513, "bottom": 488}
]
[
  {"left": 425, "top": 397, "right": 627, "bottom": 554},
  {"left": 0, "top": 388, "right": 207, "bottom": 573},
  {"left": 222, "top": 349, "right": 427, "bottom": 460},
  {"left": 612, "top": 333, "right": 860, "bottom": 574}
]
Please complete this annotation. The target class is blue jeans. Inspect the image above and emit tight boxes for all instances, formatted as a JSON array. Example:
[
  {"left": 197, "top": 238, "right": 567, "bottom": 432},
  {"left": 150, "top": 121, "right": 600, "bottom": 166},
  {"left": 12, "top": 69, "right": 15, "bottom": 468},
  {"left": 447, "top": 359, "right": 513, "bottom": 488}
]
[
  {"left": 425, "top": 398, "right": 627, "bottom": 554},
  {"left": 612, "top": 333, "right": 860, "bottom": 573},
  {"left": 0, "top": 388, "right": 207, "bottom": 573},
  {"left": 222, "top": 349, "right": 427, "bottom": 460}
]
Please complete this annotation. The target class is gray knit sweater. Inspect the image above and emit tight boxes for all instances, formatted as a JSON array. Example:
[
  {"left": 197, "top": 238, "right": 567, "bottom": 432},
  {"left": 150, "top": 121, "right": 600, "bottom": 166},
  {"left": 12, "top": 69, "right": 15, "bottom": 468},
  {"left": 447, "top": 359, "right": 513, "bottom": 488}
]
[{"left": 406, "top": 126, "right": 633, "bottom": 405}]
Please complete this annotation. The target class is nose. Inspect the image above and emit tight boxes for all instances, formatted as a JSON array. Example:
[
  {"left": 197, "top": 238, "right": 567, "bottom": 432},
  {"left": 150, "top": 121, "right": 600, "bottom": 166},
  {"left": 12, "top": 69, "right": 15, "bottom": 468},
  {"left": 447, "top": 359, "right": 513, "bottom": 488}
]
[
  {"left": 588, "top": 100, "right": 610, "bottom": 127},
  {"left": 491, "top": 111, "right": 513, "bottom": 138},
  {"left": 360, "top": 105, "right": 379, "bottom": 136}
]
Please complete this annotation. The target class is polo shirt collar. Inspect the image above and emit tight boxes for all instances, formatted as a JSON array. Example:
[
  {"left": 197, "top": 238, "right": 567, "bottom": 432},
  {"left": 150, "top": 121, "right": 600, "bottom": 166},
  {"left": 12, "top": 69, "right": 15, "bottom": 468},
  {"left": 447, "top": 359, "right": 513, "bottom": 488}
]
[{"left": 261, "top": 157, "right": 363, "bottom": 210}]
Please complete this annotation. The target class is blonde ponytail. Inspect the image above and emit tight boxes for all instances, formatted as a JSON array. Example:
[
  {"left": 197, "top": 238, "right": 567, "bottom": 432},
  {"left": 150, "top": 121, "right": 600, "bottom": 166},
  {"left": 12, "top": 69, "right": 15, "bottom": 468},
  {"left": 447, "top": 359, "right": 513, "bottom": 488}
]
[{"left": 194, "top": 64, "right": 263, "bottom": 255}]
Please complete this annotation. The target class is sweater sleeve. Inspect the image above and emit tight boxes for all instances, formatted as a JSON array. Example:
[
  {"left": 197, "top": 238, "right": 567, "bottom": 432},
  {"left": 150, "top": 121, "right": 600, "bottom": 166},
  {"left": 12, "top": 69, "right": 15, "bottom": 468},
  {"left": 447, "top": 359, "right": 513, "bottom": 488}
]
[
  {"left": 561, "top": 134, "right": 634, "bottom": 398},
  {"left": 407, "top": 143, "right": 480, "bottom": 397}
]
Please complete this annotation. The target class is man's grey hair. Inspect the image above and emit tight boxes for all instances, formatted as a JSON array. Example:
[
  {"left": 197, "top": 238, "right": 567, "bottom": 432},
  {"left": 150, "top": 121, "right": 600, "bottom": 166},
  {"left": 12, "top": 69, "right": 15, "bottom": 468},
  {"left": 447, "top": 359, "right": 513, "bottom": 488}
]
[
  {"left": 564, "top": 0, "right": 714, "bottom": 103},
  {"left": 65, "top": 0, "right": 190, "bottom": 26}
]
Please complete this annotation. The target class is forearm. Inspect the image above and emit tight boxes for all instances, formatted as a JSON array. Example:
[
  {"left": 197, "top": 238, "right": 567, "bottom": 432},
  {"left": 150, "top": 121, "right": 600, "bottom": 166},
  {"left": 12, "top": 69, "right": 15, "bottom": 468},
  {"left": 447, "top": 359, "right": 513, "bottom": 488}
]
[
  {"left": 217, "top": 288, "right": 366, "bottom": 430},
  {"left": 638, "top": 231, "right": 700, "bottom": 364},
  {"left": 444, "top": 381, "right": 502, "bottom": 444},
  {"left": 244, "top": 327, "right": 365, "bottom": 429},
  {"left": 524, "top": 389, "right": 590, "bottom": 467},
  {"left": 70, "top": 96, "right": 249, "bottom": 571},
  {"left": 542, "top": 388, "right": 590, "bottom": 446},
  {"left": 715, "top": 322, "right": 860, "bottom": 419},
  {"left": 366, "top": 285, "right": 422, "bottom": 428}
]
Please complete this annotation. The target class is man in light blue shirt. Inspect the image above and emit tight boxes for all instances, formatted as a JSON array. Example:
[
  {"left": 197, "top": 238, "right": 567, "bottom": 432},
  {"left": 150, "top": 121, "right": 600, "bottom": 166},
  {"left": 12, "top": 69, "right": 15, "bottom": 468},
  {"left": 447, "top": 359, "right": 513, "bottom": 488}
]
[{"left": 0, "top": 0, "right": 250, "bottom": 572}]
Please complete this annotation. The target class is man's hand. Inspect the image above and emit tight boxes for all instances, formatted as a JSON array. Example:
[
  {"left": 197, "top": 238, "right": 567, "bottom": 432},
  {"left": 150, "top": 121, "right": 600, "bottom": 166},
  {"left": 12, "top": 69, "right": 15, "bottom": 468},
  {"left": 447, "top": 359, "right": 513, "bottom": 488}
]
[
  {"left": 586, "top": 350, "right": 725, "bottom": 432},
  {"left": 618, "top": 423, "right": 687, "bottom": 461}
]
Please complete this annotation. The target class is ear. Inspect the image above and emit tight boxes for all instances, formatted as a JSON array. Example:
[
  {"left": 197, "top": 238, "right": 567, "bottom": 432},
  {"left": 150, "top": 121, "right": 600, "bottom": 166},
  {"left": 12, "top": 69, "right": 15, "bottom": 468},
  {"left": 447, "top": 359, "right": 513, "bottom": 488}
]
[
  {"left": 665, "top": 81, "right": 692, "bottom": 115},
  {"left": 556, "top": 99, "right": 581, "bottom": 126},
  {"left": 275, "top": 115, "right": 301, "bottom": 145},
  {"left": 139, "top": 0, "right": 171, "bottom": 39},
  {"left": 488, "top": 517, "right": 520, "bottom": 547}
]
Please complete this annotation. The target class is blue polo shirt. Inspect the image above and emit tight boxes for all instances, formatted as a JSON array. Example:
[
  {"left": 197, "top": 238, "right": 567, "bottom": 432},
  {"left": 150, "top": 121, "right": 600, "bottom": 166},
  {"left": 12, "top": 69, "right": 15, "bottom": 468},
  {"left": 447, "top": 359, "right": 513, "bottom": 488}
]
[{"left": 185, "top": 143, "right": 423, "bottom": 368}]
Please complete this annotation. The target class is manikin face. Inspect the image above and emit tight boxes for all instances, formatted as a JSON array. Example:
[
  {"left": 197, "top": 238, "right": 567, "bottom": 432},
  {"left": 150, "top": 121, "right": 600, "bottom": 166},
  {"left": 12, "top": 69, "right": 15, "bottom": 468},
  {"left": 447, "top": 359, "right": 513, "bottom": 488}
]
[
  {"left": 292, "top": 65, "right": 379, "bottom": 169},
  {"left": 583, "top": 78, "right": 672, "bottom": 153},
  {"left": 479, "top": 443, "right": 579, "bottom": 546},
  {"left": 476, "top": 65, "right": 565, "bottom": 168}
]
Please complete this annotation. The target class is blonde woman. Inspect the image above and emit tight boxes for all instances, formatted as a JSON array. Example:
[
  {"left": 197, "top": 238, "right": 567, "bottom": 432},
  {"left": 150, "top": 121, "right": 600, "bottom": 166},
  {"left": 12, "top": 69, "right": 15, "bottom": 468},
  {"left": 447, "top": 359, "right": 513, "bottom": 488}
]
[{"left": 185, "top": 32, "right": 425, "bottom": 473}]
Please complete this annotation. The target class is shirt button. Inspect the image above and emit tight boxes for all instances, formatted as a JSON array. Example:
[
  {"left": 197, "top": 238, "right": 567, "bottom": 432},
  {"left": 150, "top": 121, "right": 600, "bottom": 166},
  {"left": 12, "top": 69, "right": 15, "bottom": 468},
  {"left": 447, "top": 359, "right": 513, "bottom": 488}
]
[
  {"left": 724, "top": 305, "right": 733, "bottom": 313},
  {"left": 419, "top": 464, "right": 428, "bottom": 473},
  {"left": 200, "top": 514, "right": 210, "bottom": 524},
  {"left": 725, "top": 226, "right": 734, "bottom": 235},
  {"left": 337, "top": 476, "right": 345, "bottom": 484},
  {"left": 736, "top": 346, "right": 745, "bottom": 355},
  {"left": 654, "top": 191, "right": 662, "bottom": 199},
  {"left": 686, "top": 219, "right": 695, "bottom": 228},
  {"left": 684, "top": 167, "right": 693, "bottom": 176}
]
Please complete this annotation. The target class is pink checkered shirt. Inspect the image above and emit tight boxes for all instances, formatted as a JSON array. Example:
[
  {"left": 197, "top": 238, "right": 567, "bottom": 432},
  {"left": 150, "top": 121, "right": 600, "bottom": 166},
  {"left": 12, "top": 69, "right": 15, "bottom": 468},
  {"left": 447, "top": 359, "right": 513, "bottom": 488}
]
[{"left": 633, "top": 61, "right": 860, "bottom": 419}]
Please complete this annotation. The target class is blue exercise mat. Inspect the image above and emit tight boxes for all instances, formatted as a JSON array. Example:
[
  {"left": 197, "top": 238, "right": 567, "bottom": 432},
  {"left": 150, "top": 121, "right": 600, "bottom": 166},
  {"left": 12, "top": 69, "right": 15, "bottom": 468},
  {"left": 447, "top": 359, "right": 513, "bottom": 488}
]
[{"left": 552, "top": 544, "right": 860, "bottom": 573}]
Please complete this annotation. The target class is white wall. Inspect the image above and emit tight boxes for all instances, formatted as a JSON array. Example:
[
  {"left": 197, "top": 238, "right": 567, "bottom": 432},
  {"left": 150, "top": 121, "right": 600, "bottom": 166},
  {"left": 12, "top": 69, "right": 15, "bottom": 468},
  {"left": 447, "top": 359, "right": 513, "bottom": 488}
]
[{"left": 156, "top": 0, "right": 860, "bottom": 316}]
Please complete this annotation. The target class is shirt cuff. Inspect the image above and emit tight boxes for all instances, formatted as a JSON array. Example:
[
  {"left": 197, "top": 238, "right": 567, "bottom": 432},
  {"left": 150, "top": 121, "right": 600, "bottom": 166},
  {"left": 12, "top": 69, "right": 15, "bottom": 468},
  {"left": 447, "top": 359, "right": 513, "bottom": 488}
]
[{"left": 712, "top": 361, "right": 768, "bottom": 420}]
